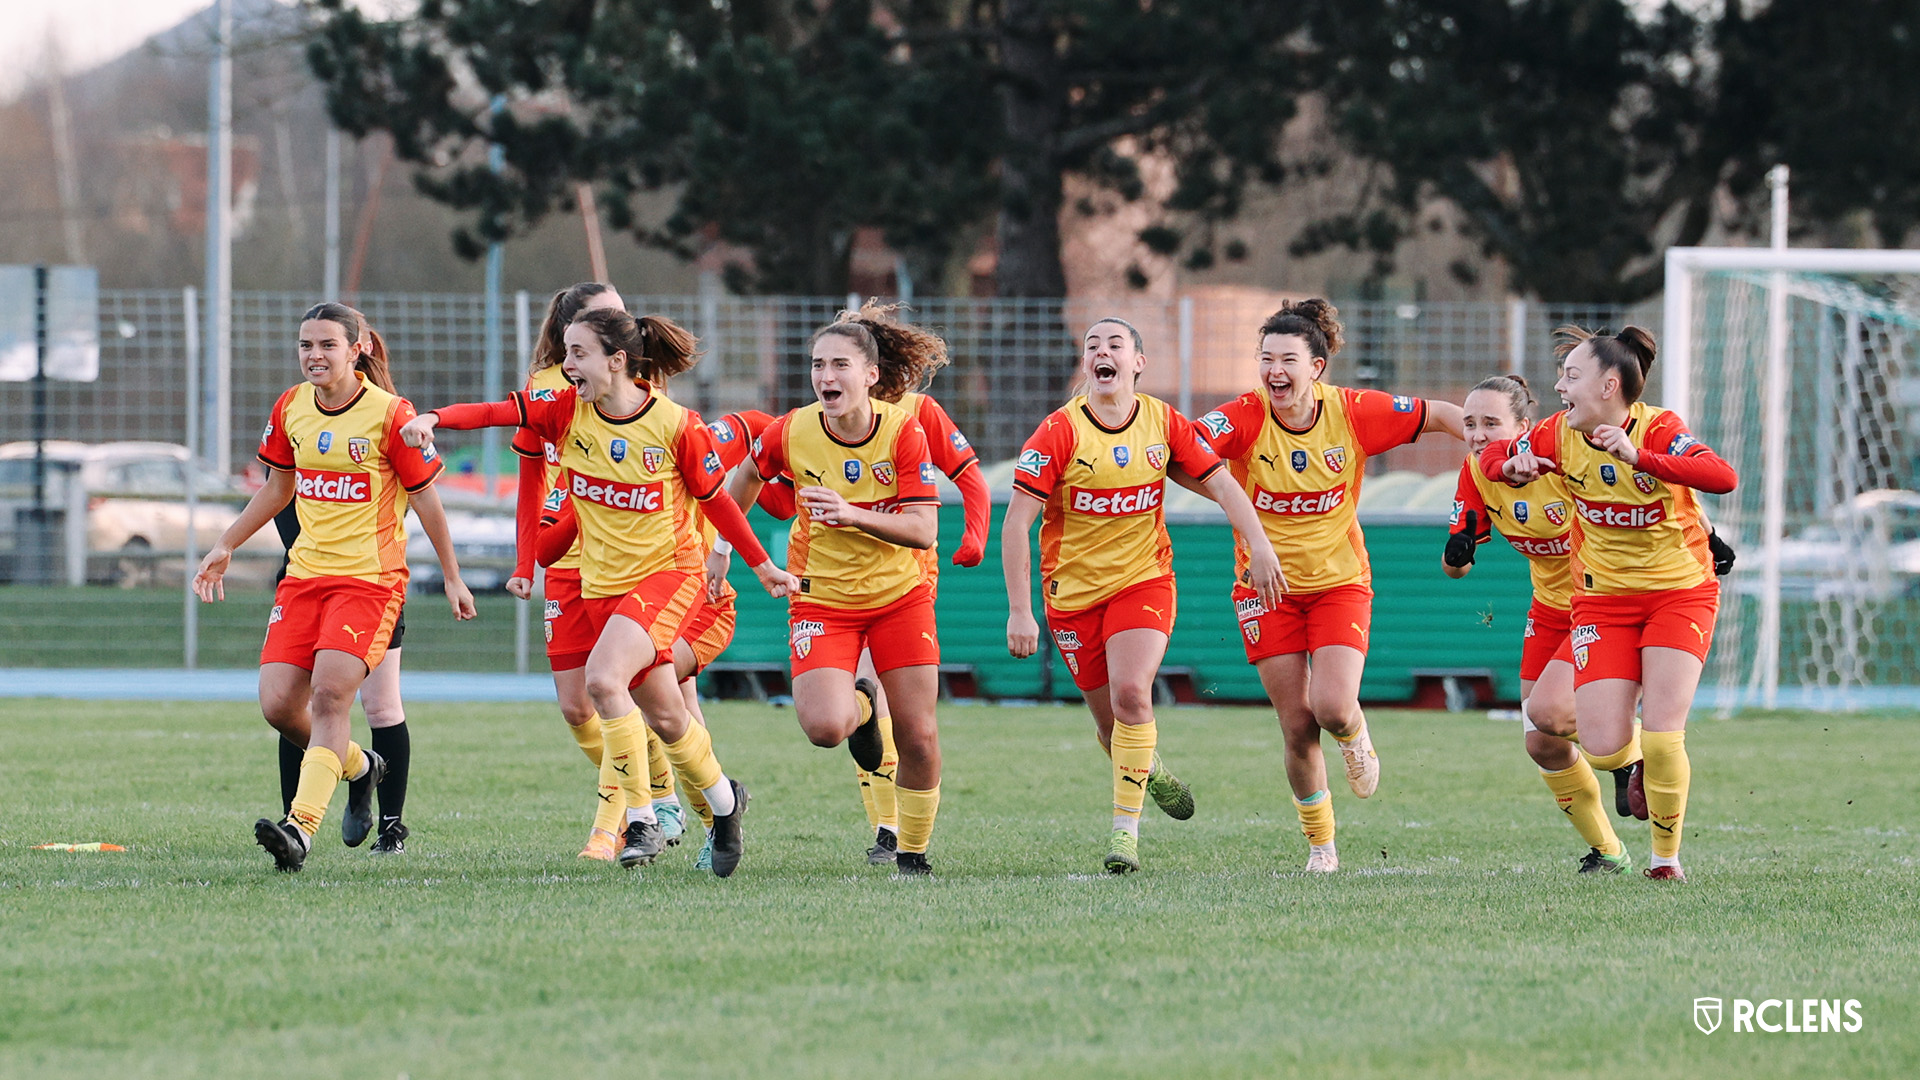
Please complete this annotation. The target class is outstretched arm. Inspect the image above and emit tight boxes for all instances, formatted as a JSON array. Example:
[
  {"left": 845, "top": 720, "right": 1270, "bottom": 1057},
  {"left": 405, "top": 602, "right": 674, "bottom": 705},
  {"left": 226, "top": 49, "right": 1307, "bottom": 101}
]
[{"left": 193, "top": 469, "right": 295, "bottom": 602}]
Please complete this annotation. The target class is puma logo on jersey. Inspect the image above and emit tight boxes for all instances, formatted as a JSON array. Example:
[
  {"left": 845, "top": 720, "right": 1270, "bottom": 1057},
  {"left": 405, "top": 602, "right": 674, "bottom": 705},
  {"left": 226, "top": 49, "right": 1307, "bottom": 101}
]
[
  {"left": 1075, "top": 457, "right": 1099, "bottom": 472},
  {"left": 1141, "top": 603, "right": 1166, "bottom": 620},
  {"left": 803, "top": 469, "right": 827, "bottom": 484},
  {"left": 571, "top": 434, "right": 595, "bottom": 458},
  {"left": 340, "top": 624, "right": 366, "bottom": 643},
  {"left": 1690, "top": 621, "right": 1709, "bottom": 644}
]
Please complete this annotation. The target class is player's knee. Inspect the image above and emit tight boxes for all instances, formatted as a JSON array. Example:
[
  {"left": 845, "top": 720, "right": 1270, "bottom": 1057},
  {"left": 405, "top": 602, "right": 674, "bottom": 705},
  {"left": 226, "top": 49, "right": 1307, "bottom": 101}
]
[
  {"left": 1525, "top": 731, "right": 1577, "bottom": 770},
  {"left": 583, "top": 670, "right": 630, "bottom": 710},
  {"left": 1309, "top": 696, "right": 1358, "bottom": 736},
  {"left": 1109, "top": 680, "right": 1155, "bottom": 724},
  {"left": 559, "top": 697, "right": 597, "bottom": 727},
  {"left": 308, "top": 682, "right": 354, "bottom": 721},
  {"left": 1528, "top": 697, "right": 1576, "bottom": 737}
]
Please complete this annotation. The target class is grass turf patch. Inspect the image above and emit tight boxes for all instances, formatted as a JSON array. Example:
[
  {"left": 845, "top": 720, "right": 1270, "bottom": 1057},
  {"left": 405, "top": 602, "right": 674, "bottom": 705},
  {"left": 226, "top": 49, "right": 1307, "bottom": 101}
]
[{"left": 2, "top": 699, "right": 1915, "bottom": 1078}]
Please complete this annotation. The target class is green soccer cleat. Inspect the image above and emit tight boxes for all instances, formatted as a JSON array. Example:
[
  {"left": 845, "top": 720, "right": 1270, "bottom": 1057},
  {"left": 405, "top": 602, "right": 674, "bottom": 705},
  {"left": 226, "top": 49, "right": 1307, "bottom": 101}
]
[
  {"left": 1577, "top": 847, "right": 1633, "bottom": 875},
  {"left": 1103, "top": 829, "right": 1141, "bottom": 874},
  {"left": 693, "top": 829, "right": 714, "bottom": 873},
  {"left": 655, "top": 802, "right": 686, "bottom": 847},
  {"left": 1145, "top": 752, "right": 1195, "bottom": 821}
]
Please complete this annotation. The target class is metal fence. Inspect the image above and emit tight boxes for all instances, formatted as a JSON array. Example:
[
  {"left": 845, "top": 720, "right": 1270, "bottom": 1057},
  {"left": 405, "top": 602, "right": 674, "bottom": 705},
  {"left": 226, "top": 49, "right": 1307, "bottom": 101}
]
[{"left": 0, "top": 287, "right": 1650, "bottom": 670}]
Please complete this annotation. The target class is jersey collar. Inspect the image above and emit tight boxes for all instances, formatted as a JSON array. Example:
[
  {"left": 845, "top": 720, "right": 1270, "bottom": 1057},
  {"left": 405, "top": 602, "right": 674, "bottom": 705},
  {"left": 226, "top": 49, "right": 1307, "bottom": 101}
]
[
  {"left": 313, "top": 374, "right": 369, "bottom": 416},
  {"left": 593, "top": 379, "right": 658, "bottom": 426},
  {"left": 1268, "top": 382, "right": 1325, "bottom": 436},
  {"left": 819, "top": 406, "right": 881, "bottom": 448},
  {"left": 1079, "top": 397, "right": 1140, "bottom": 434}
]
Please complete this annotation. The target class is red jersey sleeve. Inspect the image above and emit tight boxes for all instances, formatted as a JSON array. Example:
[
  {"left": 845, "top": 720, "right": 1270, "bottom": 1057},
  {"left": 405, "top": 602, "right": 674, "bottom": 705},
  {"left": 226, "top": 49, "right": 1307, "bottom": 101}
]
[
  {"left": 510, "top": 425, "right": 543, "bottom": 459},
  {"left": 513, "top": 453, "right": 546, "bottom": 578},
  {"left": 257, "top": 389, "right": 297, "bottom": 472},
  {"left": 1193, "top": 395, "right": 1263, "bottom": 462},
  {"left": 1011, "top": 412, "right": 1075, "bottom": 501},
  {"left": 1346, "top": 388, "right": 1429, "bottom": 456},
  {"left": 1166, "top": 407, "right": 1224, "bottom": 483},
  {"left": 915, "top": 396, "right": 980, "bottom": 479},
  {"left": 1480, "top": 414, "right": 1562, "bottom": 486},
  {"left": 752, "top": 414, "right": 792, "bottom": 482},
  {"left": 1637, "top": 413, "right": 1738, "bottom": 494},
  {"left": 892, "top": 419, "right": 940, "bottom": 506},
  {"left": 1450, "top": 461, "right": 1491, "bottom": 541},
  {"left": 671, "top": 413, "right": 730, "bottom": 501},
  {"left": 756, "top": 477, "right": 797, "bottom": 520},
  {"left": 384, "top": 398, "right": 445, "bottom": 493}
]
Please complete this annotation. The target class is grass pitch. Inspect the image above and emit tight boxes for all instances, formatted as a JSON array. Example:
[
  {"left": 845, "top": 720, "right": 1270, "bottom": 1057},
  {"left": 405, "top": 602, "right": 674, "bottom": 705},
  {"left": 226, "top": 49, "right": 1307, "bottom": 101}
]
[{"left": 2, "top": 698, "right": 1916, "bottom": 1079}]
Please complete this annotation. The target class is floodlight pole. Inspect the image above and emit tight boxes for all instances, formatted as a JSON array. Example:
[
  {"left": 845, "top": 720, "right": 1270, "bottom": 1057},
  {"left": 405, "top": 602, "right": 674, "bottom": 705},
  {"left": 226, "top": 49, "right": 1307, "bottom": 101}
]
[
  {"left": 1758, "top": 165, "right": 1791, "bottom": 710},
  {"left": 323, "top": 128, "right": 342, "bottom": 298},
  {"left": 482, "top": 96, "right": 506, "bottom": 504},
  {"left": 202, "top": 0, "right": 233, "bottom": 476}
]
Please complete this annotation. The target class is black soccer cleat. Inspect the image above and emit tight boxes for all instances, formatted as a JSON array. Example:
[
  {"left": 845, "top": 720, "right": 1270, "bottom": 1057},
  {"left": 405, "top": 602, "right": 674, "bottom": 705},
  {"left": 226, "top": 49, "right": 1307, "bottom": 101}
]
[
  {"left": 1627, "top": 761, "right": 1648, "bottom": 821},
  {"left": 617, "top": 817, "right": 667, "bottom": 868},
  {"left": 708, "top": 779, "right": 749, "bottom": 878},
  {"left": 1610, "top": 767, "right": 1634, "bottom": 818},
  {"left": 893, "top": 851, "right": 933, "bottom": 878},
  {"left": 867, "top": 827, "right": 899, "bottom": 866},
  {"left": 255, "top": 817, "right": 310, "bottom": 872},
  {"left": 370, "top": 820, "right": 409, "bottom": 854},
  {"left": 342, "top": 749, "right": 387, "bottom": 848},
  {"left": 847, "top": 678, "right": 885, "bottom": 771}
]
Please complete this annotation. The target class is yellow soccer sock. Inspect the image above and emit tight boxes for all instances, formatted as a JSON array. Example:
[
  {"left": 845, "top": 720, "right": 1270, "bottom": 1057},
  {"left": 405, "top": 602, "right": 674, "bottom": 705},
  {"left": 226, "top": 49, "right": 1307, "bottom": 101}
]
[
  {"left": 288, "top": 746, "right": 344, "bottom": 837},
  {"left": 895, "top": 784, "right": 940, "bottom": 854},
  {"left": 593, "top": 710, "right": 642, "bottom": 837},
  {"left": 1109, "top": 720, "right": 1155, "bottom": 834},
  {"left": 855, "top": 767, "right": 880, "bottom": 829},
  {"left": 1581, "top": 726, "right": 1642, "bottom": 774},
  {"left": 662, "top": 722, "right": 734, "bottom": 817},
  {"left": 341, "top": 741, "right": 367, "bottom": 782},
  {"left": 646, "top": 726, "right": 676, "bottom": 803},
  {"left": 1642, "top": 729, "right": 1691, "bottom": 860},
  {"left": 569, "top": 715, "right": 604, "bottom": 767},
  {"left": 681, "top": 773, "right": 714, "bottom": 830},
  {"left": 1541, "top": 757, "right": 1623, "bottom": 856},
  {"left": 872, "top": 714, "right": 899, "bottom": 832},
  {"left": 1294, "top": 789, "right": 1335, "bottom": 847}
]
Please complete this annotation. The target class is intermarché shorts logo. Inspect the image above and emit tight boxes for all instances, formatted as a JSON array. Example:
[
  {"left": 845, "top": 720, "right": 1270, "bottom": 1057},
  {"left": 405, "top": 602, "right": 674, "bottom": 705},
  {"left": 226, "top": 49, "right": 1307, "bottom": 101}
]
[{"left": 1693, "top": 996, "right": 1864, "bottom": 1034}]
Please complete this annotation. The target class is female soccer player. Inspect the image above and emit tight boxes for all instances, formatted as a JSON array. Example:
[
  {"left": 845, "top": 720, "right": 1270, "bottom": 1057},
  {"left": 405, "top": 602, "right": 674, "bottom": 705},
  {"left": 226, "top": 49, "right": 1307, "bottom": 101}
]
[
  {"left": 1483, "top": 326, "right": 1738, "bottom": 882},
  {"left": 1003, "top": 317, "right": 1284, "bottom": 874},
  {"left": 405, "top": 307, "right": 795, "bottom": 878},
  {"left": 194, "top": 301, "right": 476, "bottom": 872},
  {"left": 1196, "top": 299, "right": 1463, "bottom": 873},
  {"left": 1442, "top": 375, "right": 1631, "bottom": 874},
  {"left": 712, "top": 303, "right": 949, "bottom": 875}
]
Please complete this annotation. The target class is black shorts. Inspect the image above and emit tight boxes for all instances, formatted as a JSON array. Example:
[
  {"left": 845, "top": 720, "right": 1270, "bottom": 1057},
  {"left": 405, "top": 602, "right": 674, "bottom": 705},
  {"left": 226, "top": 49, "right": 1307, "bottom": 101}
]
[{"left": 388, "top": 608, "right": 407, "bottom": 652}]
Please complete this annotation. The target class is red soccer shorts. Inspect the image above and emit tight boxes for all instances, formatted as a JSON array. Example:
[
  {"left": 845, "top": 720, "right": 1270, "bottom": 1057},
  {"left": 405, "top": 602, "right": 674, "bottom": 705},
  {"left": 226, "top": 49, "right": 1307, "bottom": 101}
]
[
  {"left": 1044, "top": 574, "right": 1177, "bottom": 692},
  {"left": 790, "top": 582, "right": 939, "bottom": 677},
  {"left": 1233, "top": 581, "right": 1372, "bottom": 663},
  {"left": 1569, "top": 579, "right": 1720, "bottom": 687},
  {"left": 562, "top": 571, "right": 705, "bottom": 683},
  {"left": 543, "top": 567, "right": 595, "bottom": 671},
  {"left": 261, "top": 572, "right": 407, "bottom": 672},
  {"left": 1521, "top": 598, "right": 1573, "bottom": 683},
  {"left": 679, "top": 590, "right": 737, "bottom": 675}
]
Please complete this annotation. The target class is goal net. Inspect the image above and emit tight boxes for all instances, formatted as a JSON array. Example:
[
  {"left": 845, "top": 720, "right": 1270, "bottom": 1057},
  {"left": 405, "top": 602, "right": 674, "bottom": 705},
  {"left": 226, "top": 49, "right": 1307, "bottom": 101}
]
[{"left": 1665, "top": 248, "right": 1920, "bottom": 712}]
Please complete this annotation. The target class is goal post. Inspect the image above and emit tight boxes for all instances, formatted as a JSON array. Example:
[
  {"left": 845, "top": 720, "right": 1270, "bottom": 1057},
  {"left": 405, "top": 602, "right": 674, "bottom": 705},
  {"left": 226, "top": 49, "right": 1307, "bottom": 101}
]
[{"left": 1664, "top": 246, "right": 1920, "bottom": 713}]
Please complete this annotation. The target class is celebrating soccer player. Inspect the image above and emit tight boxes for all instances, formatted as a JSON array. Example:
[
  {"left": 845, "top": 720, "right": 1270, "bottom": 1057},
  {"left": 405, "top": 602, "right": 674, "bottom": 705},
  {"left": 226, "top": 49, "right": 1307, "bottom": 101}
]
[
  {"left": 1482, "top": 326, "right": 1738, "bottom": 882},
  {"left": 1003, "top": 317, "right": 1284, "bottom": 874},
  {"left": 711, "top": 303, "right": 950, "bottom": 876},
  {"left": 194, "top": 302, "right": 477, "bottom": 872},
  {"left": 1443, "top": 374, "right": 1634, "bottom": 873},
  {"left": 404, "top": 307, "right": 796, "bottom": 878},
  {"left": 1196, "top": 299, "right": 1463, "bottom": 873}
]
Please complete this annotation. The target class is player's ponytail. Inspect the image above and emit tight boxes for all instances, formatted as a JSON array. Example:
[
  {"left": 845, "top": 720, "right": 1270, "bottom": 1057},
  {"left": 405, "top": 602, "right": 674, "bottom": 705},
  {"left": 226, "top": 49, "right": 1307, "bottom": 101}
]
[
  {"left": 533, "top": 282, "right": 618, "bottom": 373},
  {"left": 301, "top": 301, "right": 394, "bottom": 393},
  {"left": 1259, "top": 298, "right": 1345, "bottom": 360},
  {"left": 1553, "top": 323, "right": 1656, "bottom": 403},
  {"left": 813, "top": 300, "right": 950, "bottom": 403},
  {"left": 1472, "top": 373, "right": 1536, "bottom": 425},
  {"left": 357, "top": 327, "right": 396, "bottom": 394},
  {"left": 570, "top": 307, "right": 701, "bottom": 385}
]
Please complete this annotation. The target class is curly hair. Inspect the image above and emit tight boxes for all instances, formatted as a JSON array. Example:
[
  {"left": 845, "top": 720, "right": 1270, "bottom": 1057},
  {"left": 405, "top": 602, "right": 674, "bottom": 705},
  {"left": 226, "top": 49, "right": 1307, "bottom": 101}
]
[
  {"left": 568, "top": 308, "right": 700, "bottom": 384},
  {"left": 812, "top": 300, "right": 951, "bottom": 403},
  {"left": 1258, "top": 298, "right": 1345, "bottom": 360}
]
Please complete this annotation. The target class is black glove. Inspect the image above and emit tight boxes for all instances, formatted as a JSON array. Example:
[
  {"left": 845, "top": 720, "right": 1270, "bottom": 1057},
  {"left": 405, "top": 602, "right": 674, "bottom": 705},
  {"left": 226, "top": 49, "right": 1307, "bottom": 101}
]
[
  {"left": 1443, "top": 510, "right": 1479, "bottom": 568},
  {"left": 1708, "top": 528, "right": 1736, "bottom": 576}
]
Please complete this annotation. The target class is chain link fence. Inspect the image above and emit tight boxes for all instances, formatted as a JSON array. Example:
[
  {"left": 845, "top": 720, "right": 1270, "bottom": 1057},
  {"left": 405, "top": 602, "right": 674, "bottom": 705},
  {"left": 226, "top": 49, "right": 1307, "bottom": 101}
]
[{"left": 0, "top": 287, "right": 1648, "bottom": 670}]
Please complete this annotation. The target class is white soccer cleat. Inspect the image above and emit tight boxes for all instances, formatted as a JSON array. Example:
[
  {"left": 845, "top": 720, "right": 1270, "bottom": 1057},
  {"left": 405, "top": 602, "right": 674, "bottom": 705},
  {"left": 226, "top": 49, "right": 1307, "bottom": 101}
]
[
  {"left": 1337, "top": 723, "right": 1380, "bottom": 799},
  {"left": 1304, "top": 843, "right": 1339, "bottom": 873}
]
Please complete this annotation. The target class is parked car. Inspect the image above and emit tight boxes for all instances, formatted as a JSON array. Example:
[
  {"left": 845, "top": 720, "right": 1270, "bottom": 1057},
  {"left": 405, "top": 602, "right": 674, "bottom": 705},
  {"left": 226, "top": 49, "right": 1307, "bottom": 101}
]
[
  {"left": 406, "top": 509, "right": 517, "bottom": 593},
  {"left": 0, "top": 440, "right": 281, "bottom": 586}
]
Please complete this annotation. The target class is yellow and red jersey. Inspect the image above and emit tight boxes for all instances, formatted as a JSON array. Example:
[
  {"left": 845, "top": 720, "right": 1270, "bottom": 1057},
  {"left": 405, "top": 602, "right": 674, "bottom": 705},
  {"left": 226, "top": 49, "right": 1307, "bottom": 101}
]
[
  {"left": 1198, "top": 382, "right": 1427, "bottom": 593},
  {"left": 257, "top": 375, "right": 443, "bottom": 582},
  {"left": 510, "top": 365, "right": 583, "bottom": 570},
  {"left": 898, "top": 391, "right": 981, "bottom": 586},
  {"left": 1452, "top": 457, "right": 1575, "bottom": 611},
  {"left": 1013, "top": 393, "right": 1221, "bottom": 612},
  {"left": 753, "top": 399, "right": 940, "bottom": 610},
  {"left": 1481, "top": 403, "right": 1735, "bottom": 596},
  {"left": 513, "top": 382, "right": 727, "bottom": 599}
]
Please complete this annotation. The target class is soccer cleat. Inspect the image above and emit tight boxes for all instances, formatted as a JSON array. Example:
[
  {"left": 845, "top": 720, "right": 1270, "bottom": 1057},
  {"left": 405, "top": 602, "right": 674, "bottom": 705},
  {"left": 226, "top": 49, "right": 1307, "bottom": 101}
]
[
  {"left": 1337, "top": 724, "right": 1380, "bottom": 799},
  {"left": 342, "top": 749, "right": 388, "bottom": 848},
  {"left": 1577, "top": 847, "right": 1632, "bottom": 875},
  {"left": 1145, "top": 752, "right": 1196, "bottom": 821},
  {"left": 1304, "top": 843, "right": 1339, "bottom": 873},
  {"left": 867, "top": 827, "right": 899, "bottom": 865},
  {"left": 656, "top": 802, "right": 686, "bottom": 847},
  {"left": 1627, "top": 762, "right": 1648, "bottom": 821},
  {"left": 370, "top": 820, "right": 409, "bottom": 854},
  {"left": 846, "top": 678, "right": 885, "bottom": 771},
  {"left": 254, "top": 817, "right": 311, "bottom": 872},
  {"left": 708, "top": 779, "right": 748, "bottom": 878},
  {"left": 578, "top": 827, "right": 618, "bottom": 862},
  {"left": 693, "top": 830, "right": 715, "bottom": 872},
  {"left": 1103, "top": 829, "right": 1141, "bottom": 874},
  {"left": 617, "top": 818, "right": 666, "bottom": 868},
  {"left": 1644, "top": 864, "right": 1688, "bottom": 883},
  {"left": 893, "top": 851, "right": 934, "bottom": 878},
  {"left": 1610, "top": 767, "right": 1634, "bottom": 818}
]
